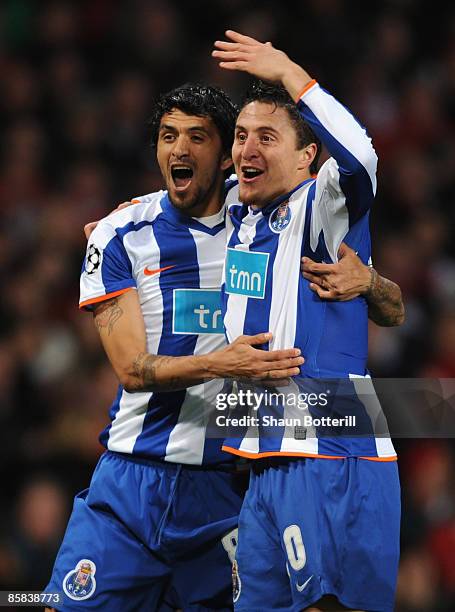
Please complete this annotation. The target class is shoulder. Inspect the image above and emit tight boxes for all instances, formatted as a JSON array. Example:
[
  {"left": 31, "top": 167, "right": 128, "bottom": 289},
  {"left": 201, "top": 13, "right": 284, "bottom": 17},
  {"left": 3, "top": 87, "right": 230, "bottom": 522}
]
[
  {"left": 89, "top": 190, "right": 166, "bottom": 247},
  {"left": 224, "top": 175, "right": 241, "bottom": 213}
]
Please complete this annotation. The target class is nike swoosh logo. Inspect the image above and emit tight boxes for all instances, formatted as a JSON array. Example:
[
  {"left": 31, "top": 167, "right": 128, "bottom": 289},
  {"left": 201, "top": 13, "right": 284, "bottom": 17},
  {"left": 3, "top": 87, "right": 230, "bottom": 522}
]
[
  {"left": 143, "top": 265, "right": 175, "bottom": 276},
  {"left": 296, "top": 575, "right": 313, "bottom": 592}
]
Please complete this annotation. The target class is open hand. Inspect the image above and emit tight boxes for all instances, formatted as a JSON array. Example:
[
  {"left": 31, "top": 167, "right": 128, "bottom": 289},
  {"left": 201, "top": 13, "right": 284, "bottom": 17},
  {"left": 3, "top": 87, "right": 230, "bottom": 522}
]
[
  {"left": 212, "top": 30, "right": 292, "bottom": 83},
  {"left": 212, "top": 332, "right": 304, "bottom": 382},
  {"left": 301, "top": 243, "right": 372, "bottom": 301}
]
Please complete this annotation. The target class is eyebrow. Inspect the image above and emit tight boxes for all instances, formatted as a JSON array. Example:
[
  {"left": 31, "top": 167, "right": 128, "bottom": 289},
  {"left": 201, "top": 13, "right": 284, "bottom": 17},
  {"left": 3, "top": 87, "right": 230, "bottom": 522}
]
[
  {"left": 159, "top": 124, "right": 210, "bottom": 134},
  {"left": 235, "top": 124, "right": 280, "bottom": 135}
]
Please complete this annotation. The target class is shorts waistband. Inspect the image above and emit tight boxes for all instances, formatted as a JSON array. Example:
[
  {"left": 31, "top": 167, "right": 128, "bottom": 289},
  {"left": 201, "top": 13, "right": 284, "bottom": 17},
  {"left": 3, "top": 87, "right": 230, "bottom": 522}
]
[
  {"left": 251, "top": 456, "right": 308, "bottom": 474},
  {"left": 105, "top": 450, "right": 242, "bottom": 473}
]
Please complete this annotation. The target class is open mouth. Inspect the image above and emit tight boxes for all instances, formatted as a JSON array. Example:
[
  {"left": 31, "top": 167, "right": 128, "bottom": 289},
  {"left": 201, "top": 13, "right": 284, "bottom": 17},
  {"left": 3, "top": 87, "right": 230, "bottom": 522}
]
[
  {"left": 241, "top": 166, "right": 264, "bottom": 183},
  {"left": 171, "top": 165, "right": 194, "bottom": 190}
]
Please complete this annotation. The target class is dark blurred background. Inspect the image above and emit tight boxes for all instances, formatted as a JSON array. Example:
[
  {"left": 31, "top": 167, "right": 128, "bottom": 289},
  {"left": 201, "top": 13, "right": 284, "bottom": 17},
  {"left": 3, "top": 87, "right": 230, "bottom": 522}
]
[{"left": 0, "top": 0, "right": 454, "bottom": 610}]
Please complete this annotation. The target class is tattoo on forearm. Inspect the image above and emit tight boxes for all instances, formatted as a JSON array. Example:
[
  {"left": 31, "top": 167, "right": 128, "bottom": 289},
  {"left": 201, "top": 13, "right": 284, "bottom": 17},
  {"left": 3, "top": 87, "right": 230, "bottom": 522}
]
[
  {"left": 131, "top": 352, "right": 157, "bottom": 390},
  {"left": 366, "top": 270, "right": 405, "bottom": 326},
  {"left": 129, "top": 352, "right": 197, "bottom": 391},
  {"left": 94, "top": 298, "right": 123, "bottom": 335}
]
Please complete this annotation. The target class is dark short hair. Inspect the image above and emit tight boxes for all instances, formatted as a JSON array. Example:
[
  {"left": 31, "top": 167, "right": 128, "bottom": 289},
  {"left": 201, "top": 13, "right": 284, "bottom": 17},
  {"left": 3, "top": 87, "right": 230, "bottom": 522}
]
[
  {"left": 149, "top": 83, "right": 238, "bottom": 160},
  {"left": 241, "top": 80, "right": 321, "bottom": 175}
]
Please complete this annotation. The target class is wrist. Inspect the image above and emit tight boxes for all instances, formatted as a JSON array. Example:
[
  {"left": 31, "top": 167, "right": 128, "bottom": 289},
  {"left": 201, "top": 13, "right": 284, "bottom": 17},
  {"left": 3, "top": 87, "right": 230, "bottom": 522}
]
[
  {"left": 201, "top": 352, "right": 220, "bottom": 378},
  {"left": 281, "top": 62, "right": 313, "bottom": 102},
  {"left": 364, "top": 267, "right": 377, "bottom": 297}
]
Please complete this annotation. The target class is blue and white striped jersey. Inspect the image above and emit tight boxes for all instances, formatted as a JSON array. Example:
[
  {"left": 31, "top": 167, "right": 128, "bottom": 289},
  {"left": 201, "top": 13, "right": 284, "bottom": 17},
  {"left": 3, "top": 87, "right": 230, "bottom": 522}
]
[
  {"left": 80, "top": 191, "right": 232, "bottom": 465},
  {"left": 221, "top": 81, "right": 396, "bottom": 460}
]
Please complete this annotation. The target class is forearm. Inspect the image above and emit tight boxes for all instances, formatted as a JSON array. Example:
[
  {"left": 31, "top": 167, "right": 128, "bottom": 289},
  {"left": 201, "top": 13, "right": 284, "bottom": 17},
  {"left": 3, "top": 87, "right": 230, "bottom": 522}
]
[
  {"left": 294, "top": 81, "right": 377, "bottom": 174},
  {"left": 123, "top": 352, "right": 215, "bottom": 393},
  {"left": 281, "top": 62, "right": 313, "bottom": 102},
  {"left": 94, "top": 294, "right": 304, "bottom": 393},
  {"left": 93, "top": 292, "right": 218, "bottom": 393},
  {"left": 365, "top": 269, "right": 405, "bottom": 327}
]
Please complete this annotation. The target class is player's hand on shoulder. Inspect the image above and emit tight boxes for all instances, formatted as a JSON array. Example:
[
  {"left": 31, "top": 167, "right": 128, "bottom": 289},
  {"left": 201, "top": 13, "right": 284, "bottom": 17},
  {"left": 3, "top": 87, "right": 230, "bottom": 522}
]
[
  {"left": 301, "top": 242, "right": 371, "bottom": 301},
  {"left": 83, "top": 199, "right": 141, "bottom": 239}
]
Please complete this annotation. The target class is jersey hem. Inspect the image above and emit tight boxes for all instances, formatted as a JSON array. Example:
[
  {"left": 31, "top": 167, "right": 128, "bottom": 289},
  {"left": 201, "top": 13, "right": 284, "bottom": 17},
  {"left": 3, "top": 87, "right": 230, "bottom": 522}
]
[
  {"left": 222, "top": 446, "right": 397, "bottom": 461},
  {"left": 79, "top": 286, "right": 135, "bottom": 310}
]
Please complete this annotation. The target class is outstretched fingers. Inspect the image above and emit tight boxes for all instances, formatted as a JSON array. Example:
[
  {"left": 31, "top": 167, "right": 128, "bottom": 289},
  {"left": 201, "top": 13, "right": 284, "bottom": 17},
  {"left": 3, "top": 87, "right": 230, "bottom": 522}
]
[
  {"left": 261, "top": 348, "right": 303, "bottom": 362},
  {"left": 224, "top": 30, "right": 262, "bottom": 45}
]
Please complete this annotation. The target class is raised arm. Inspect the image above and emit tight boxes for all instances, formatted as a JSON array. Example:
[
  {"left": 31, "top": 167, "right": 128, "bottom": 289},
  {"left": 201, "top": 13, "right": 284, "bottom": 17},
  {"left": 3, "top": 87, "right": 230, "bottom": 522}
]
[
  {"left": 213, "top": 31, "right": 378, "bottom": 259},
  {"left": 213, "top": 30, "right": 377, "bottom": 203},
  {"left": 301, "top": 243, "right": 405, "bottom": 326}
]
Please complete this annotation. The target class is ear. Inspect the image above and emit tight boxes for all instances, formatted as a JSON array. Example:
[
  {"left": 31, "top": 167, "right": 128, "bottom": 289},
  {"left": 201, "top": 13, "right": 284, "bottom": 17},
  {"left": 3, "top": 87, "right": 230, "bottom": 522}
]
[
  {"left": 220, "top": 153, "right": 233, "bottom": 172},
  {"left": 297, "top": 143, "right": 317, "bottom": 172}
]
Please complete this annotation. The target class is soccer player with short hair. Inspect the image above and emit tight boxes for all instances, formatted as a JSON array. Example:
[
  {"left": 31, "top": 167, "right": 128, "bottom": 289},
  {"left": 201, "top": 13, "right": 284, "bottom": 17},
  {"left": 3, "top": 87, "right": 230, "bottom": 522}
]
[
  {"left": 213, "top": 31, "right": 401, "bottom": 612},
  {"left": 44, "top": 83, "right": 305, "bottom": 612}
]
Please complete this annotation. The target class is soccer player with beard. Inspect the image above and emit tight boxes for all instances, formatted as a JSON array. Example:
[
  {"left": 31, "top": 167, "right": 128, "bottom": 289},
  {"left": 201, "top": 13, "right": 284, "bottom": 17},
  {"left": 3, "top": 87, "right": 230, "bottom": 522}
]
[
  {"left": 45, "top": 75, "right": 403, "bottom": 611},
  {"left": 44, "top": 84, "right": 304, "bottom": 612}
]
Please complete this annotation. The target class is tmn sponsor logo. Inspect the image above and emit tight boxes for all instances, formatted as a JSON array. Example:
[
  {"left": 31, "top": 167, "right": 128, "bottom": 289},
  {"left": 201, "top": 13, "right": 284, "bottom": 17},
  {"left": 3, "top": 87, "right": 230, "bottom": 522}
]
[
  {"left": 173, "top": 289, "right": 223, "bottom": 335},
  {"left": 225, "top": 248, "right": 269, "bottom": 299}
]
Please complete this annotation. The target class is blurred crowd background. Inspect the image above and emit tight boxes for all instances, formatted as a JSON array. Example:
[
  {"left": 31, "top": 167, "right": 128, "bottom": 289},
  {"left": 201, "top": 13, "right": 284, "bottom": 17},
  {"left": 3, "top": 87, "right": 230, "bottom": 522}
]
[{"left": 0, "top": 0, "right": 454, "bottom": 610}]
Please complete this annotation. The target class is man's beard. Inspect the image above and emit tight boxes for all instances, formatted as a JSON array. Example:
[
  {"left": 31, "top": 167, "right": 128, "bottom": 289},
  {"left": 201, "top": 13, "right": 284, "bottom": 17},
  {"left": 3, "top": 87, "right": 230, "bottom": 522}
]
[
  {"left": 168, "top": 170, "right": 220, "bottom": 215},
  {"left": 168, "top": 185, "right": 203, "bottom": 212}
]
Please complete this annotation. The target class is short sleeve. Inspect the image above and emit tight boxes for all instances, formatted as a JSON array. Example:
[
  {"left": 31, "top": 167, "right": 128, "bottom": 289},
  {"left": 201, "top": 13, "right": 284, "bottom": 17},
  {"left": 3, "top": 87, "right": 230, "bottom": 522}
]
[{"left": 79, "top": 221, "right": 136, "bottom": 310}]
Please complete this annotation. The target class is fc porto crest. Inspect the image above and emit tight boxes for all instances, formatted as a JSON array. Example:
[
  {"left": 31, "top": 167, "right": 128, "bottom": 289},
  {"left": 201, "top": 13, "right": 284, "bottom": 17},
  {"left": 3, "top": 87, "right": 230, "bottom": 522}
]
[
  {"left": 63, "top": 559, "right": 97, "bottom": 601},
  {"left": 269, "top": 201, "right": 291, "bottom": 233},
  {"left": 232, "top": 560, "right": 242, "bottom": 603}
]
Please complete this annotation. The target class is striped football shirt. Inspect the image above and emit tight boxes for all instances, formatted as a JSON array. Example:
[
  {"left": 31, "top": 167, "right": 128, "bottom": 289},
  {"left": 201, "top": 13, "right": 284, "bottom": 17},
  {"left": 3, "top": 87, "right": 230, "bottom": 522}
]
[{"left": 221, "top": 81, "right": 396, "bottom": 461}]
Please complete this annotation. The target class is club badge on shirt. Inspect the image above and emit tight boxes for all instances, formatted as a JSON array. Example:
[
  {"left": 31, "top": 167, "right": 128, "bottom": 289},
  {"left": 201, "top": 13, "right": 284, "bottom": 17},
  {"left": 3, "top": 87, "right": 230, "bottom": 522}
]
[
  {"left": 269, "top": 202, "right": 291, "bottom": 233},
  {"left": 63, "top": 559, "right": 97, "bottom": 601}
]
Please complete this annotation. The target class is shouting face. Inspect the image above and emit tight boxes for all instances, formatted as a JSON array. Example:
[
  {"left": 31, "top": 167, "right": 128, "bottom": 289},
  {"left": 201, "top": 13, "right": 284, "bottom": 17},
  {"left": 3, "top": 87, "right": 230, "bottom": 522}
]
[
  {"left": 157, "top": 109, "right": 232, "bottom": 217},
  {"left": 233, "top": 102, "right": 312, "bottom": 208}
]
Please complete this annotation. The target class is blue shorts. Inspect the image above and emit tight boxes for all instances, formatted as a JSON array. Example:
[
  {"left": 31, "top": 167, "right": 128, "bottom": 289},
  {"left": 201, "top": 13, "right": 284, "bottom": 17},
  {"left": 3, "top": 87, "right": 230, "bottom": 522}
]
[
  {"left": 44, "top": 451, "right": 245, "bottom": 611},
  {"left": 234, "top": 457, "right": 400, "bottom": 612}
]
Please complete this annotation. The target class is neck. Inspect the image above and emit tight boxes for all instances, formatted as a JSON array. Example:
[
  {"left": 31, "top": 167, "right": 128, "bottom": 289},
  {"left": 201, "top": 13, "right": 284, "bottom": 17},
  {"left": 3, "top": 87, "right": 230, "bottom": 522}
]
[{"left": 189, "top": 196, "right": 223, "bottom": 217}]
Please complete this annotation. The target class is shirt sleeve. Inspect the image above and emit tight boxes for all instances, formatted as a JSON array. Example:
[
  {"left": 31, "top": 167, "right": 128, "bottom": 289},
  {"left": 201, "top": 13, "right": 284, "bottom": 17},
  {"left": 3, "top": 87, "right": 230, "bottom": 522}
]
[
  {"left": 296, "top": 81, "right": 378, "bottom": 262},
  {"left": 79, "top": 219, "right": 136, "bottom": 311}
]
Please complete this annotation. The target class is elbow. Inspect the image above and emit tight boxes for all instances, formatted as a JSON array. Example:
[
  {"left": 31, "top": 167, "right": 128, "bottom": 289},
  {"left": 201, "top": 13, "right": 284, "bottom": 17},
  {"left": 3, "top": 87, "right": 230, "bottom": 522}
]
[
  {"left": 120, "top": 373, "right": 144, "bottom": 393},
  {"left": 394, "top": 303, "right": 405, "bottom": 327},
  {"left": 394, "top": 289, "right": 405, "bottom": 326},
  {"left": 121, "top": 373, "right": 161, "bottom": 393},
  {"left": 121, "top": 377, "right": 139, "bottom": 393},
  {"left": 388, "top": 300, "right": 405, "bottom": 327},
  {"left": 358, "top": 147, "right": 378, "bottom": 181}
]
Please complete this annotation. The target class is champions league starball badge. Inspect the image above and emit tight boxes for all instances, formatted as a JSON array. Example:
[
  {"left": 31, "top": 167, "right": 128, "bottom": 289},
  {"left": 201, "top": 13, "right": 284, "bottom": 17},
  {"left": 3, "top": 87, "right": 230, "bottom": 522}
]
[
  {"left": 269, "top": 201, "right": 291, "bottom": 232},
  {"left": 63, "top": 559, "right": 97, "bottom": 601},
  {"left": 85, "top": 244, "right": 102, "bottom": 274}
]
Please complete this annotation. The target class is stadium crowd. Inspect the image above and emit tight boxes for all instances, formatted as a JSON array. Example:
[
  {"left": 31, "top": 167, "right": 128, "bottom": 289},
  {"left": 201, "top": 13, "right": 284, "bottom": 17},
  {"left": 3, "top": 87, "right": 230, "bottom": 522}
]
[{"left": 0, "top": 1, "right": 453, "bottom": 609}]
